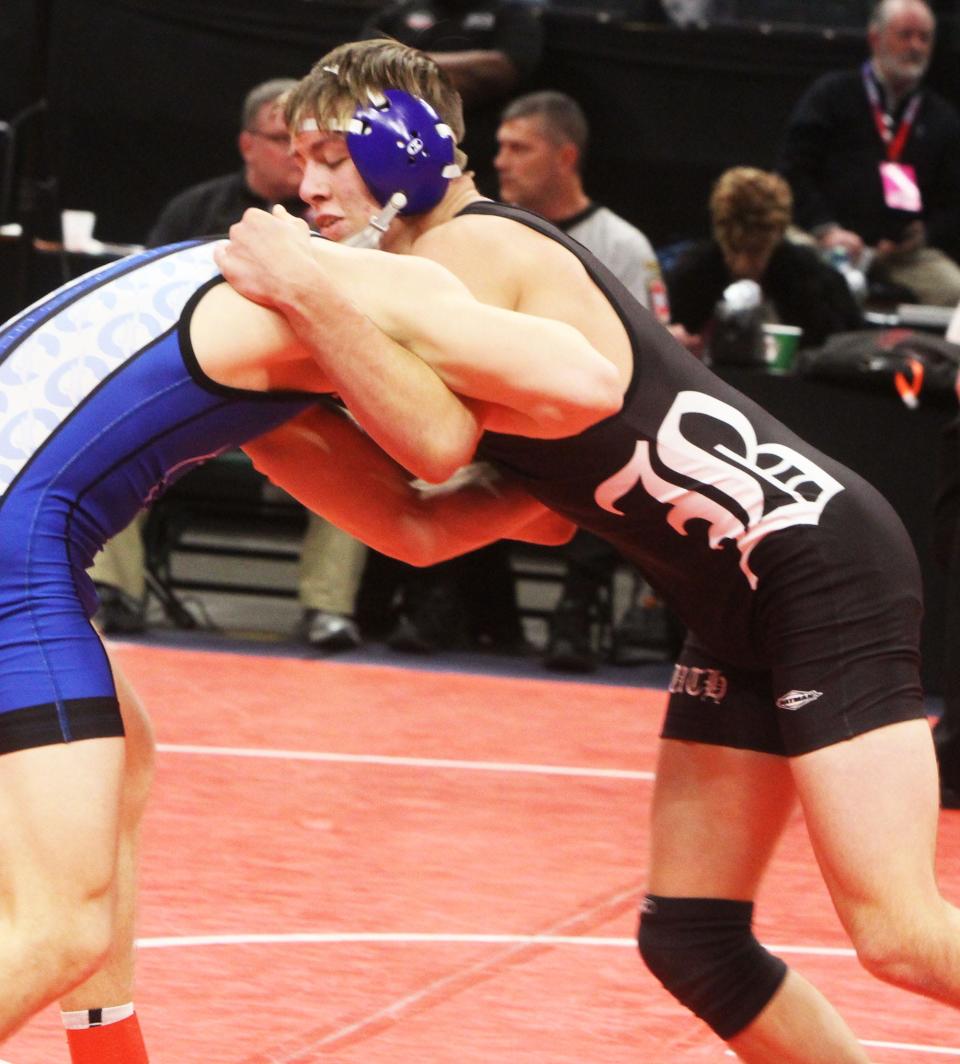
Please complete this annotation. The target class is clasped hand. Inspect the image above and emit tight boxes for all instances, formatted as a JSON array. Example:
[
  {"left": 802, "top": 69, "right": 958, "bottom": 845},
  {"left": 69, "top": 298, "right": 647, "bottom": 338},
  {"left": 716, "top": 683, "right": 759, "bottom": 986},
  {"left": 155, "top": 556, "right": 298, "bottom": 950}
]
[{"left": 213, "top": 204, "right": 316, "bottom": 309}]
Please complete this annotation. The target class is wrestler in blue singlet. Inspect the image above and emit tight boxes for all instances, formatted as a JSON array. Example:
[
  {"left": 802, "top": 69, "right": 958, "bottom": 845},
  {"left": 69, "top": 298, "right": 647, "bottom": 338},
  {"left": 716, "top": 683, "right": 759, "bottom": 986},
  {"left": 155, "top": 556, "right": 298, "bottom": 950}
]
[{"left": 0, "top": 240, "right": 314, "bottom": 753}]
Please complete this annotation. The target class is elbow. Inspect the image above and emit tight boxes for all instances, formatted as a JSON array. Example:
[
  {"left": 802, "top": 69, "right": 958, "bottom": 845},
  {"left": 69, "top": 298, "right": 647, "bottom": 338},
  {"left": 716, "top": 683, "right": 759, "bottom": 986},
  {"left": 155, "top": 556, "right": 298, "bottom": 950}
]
[
  {"left": 589, "top": 370, "right": 625, "bottom": 424},
  {"left": 405, "top": 434, "right": 479, "bottom": 486},
  {"left": 549, "top": 366, "right": 624, "bottom": 437},
  {"left": 379, "top": 522, "right": 455, "bottom": 569}
]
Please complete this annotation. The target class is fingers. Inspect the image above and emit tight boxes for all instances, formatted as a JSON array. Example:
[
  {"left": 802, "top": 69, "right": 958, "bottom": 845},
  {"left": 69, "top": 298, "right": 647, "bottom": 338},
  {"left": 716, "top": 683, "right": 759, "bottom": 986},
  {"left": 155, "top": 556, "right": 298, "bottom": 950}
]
[
  {"left": 211, "top": 239, "right": 229, "bottom": 272},
  {"left": 272, "top": 204, "right": 310, "bottom": 233}
]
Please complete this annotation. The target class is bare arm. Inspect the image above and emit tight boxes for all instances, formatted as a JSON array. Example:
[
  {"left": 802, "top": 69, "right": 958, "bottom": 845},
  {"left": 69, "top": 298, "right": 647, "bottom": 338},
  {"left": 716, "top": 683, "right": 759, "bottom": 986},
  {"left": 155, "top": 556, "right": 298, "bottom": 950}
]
[
  {"left": 216, "top": 208, "right": 622, "bottom": 448},
  {"left": 243, "top": 405, "right": 575, "bottom": 565},
  {"left": 348, "top": 247, "right": 621, "bottom": 438},
  {"left": 214, "top": 210, "right": 481, "bottom": 483},
  {"left": 427, "top": 50, "right": 518, "bottom": 107}
]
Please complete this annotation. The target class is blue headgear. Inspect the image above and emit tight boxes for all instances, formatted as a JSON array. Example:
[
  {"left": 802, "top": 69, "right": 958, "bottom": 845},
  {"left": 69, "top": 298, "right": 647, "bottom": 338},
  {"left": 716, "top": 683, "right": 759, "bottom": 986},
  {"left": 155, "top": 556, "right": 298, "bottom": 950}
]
[{"left": 346, "top": 90, "right": 461, "bottom": 216}]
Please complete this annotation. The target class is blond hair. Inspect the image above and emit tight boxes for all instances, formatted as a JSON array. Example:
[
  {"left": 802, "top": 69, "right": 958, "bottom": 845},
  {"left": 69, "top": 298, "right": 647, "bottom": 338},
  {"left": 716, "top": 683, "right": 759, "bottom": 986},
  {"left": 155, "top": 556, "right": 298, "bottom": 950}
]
[
  {"left": 285, "top": 38, "right": 467, "bottom": 170},
  {"left": 710, "top": 167, "right": 792, "bottom": 252}
]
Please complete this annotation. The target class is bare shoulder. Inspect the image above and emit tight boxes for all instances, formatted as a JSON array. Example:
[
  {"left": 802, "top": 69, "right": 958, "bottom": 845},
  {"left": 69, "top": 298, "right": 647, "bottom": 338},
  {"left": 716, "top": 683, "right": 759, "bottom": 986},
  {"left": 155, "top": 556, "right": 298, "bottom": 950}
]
[{"left": 411, "top": 213, "right": 551, "bottom": 308}]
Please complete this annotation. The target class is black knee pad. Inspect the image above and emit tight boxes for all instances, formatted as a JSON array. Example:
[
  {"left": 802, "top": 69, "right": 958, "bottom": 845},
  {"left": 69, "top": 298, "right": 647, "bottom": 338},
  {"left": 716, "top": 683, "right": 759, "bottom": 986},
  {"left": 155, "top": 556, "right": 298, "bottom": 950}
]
[{"left": 637, "top": 894, "right": 787, "bottom": 1040}]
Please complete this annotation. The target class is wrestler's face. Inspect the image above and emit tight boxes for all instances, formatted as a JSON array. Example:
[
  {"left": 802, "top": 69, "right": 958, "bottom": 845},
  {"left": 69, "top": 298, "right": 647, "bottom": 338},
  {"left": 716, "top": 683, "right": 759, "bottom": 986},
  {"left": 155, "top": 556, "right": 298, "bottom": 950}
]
[
  {"left": 292, "top": 129, "right": 381, "bottom": 244},
  {"left": 870, "top": 0, "right": 934, "bottom": 91}
]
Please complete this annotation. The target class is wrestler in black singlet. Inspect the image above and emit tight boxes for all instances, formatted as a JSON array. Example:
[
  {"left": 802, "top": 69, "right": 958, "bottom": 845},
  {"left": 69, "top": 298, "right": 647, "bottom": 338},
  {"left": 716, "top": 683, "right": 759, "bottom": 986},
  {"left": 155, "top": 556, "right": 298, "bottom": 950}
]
[{"left": 469, "top": 201, "right": 923, "bottom": 757}]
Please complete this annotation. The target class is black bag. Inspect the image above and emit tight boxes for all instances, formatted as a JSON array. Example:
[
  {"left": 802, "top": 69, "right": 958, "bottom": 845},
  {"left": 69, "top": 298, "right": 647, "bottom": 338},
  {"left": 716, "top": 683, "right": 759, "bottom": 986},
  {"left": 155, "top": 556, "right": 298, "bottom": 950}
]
[
  {"left": 798, "top": 328, "right": 960, "bottom": 405},
  {"left": 707, "top": 305, "right": 768, "bottom": 367}
]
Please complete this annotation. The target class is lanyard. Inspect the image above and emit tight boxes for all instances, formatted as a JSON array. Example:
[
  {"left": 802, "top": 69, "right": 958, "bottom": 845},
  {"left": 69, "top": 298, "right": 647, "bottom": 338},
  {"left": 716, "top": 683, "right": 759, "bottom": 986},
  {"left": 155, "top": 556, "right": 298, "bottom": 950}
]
[{"left": 862, "top": 62, "right": 922, "bottom": 163}]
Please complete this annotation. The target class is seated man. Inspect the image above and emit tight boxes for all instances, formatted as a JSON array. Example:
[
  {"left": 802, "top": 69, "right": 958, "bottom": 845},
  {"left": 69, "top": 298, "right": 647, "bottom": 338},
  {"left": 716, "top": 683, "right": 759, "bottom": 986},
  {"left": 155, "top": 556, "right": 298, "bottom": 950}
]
[
  {"left": 494, "top": 88, "right": 682, "bottom": 670},
  {"left": 91, "top": 76, "right": 370, "bottom": 650},
  {"left": 777, "top": 0, "right": 960, "bottom": 306},
  {"left": 667, "top": 166, "right": 863, "bottom": 355}
]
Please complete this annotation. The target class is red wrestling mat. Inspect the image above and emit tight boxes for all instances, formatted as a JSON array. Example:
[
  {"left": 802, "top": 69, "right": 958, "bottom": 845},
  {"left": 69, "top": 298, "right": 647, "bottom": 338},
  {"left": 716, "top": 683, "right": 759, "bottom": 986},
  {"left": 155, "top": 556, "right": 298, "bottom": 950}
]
[{"left": 5, "top": 644, "right": 960, "bottom": 1063}]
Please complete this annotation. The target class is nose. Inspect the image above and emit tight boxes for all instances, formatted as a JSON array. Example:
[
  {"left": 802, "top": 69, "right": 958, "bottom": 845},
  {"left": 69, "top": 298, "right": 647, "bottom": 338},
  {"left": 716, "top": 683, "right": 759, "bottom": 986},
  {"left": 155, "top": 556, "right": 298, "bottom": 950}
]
[
  {"left": 728, "top": 253, "right": 759, "bottom": 279},
  {"left": 299, "top": 160, "right": 331, "bottom": 208}
]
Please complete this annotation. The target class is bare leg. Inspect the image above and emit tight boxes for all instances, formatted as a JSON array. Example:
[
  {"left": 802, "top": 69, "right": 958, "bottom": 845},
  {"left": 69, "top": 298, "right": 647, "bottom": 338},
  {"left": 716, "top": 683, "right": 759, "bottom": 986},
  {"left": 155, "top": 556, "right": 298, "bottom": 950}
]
[
  {"left": 0, "top": 735, "right": 125, "bottom": 1041},
  {"left": 792, "top": 719, "right": 960, "bottom": 1002},
  {"left": 60, "top": 660, "right": 155, "bottom": 1011},
  {"left": 648, "top": 739, "right": 872, "bottom": 1063}
]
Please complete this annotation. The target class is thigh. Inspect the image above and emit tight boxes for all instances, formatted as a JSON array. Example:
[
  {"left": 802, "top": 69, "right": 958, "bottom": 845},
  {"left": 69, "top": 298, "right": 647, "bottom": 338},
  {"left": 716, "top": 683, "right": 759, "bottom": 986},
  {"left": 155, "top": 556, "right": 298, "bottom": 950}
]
[
  {"left": 886, "top": 247, "right": 960, "bottom": 306},
  {"left": 647, "top": 737, "right": 796, "bottom": 898},
  {"left": 789, "top": 718, "right": 942, "bottom": 923},
  {"left": 0, "top": 736, "right": 126, "bottom": 906},
  {"left": 111, "top": 656, "right": 155, "bottom": 820}
]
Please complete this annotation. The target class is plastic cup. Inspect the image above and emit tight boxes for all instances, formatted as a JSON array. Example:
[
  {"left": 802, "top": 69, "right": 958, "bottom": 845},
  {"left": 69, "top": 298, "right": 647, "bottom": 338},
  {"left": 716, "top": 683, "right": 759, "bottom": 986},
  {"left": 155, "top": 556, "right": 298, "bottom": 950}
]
[
  {"left": 762, "top": 324, "right": 803, "bottom": 374},
  {"left": 61, "top": 209, "right": 97, "bottom": 252}
]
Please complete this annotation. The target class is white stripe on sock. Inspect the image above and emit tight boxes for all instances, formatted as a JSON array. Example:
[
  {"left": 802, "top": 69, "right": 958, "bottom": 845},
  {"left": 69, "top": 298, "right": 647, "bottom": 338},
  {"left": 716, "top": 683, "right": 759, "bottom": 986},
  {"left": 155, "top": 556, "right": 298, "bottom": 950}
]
[{"left": 60, "top": 1002, "right": 135, "bottom": 1029}]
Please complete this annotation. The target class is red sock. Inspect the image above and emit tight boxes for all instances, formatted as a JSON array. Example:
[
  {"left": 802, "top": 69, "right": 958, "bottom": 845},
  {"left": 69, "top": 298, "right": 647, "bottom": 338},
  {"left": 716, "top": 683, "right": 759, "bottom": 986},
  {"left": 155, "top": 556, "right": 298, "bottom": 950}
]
[{"left": 66, "top": 1013, "right": 148, "bottom": 1064}]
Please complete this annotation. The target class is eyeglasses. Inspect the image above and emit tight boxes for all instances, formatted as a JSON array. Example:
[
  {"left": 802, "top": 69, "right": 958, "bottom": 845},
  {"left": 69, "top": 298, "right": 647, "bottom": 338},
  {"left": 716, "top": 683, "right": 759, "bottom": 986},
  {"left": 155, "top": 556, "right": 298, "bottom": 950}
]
[{"left": 247, "top": 130, "right": 290, "bottom": 146}]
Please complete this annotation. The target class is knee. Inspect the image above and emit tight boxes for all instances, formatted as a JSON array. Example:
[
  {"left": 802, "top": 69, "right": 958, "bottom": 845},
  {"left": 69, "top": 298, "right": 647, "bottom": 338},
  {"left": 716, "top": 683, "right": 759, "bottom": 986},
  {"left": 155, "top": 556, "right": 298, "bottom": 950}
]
[
  {"left": 847, "top": 906, "right": 941, "bottom": 991},
  {"left": 18, "top": 891, "right": 115, "bottom": 992},
  {"left": 637, "top": 894, "right": 787, "bottom": 1040}
]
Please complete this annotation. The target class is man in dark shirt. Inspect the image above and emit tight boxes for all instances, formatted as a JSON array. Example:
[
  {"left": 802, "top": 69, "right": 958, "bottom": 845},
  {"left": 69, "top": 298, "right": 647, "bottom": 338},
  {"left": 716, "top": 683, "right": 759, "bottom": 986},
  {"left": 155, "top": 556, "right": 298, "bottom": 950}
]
[
  {"left": 147, "top": 78, "right": 306, "bottom": 245},
  {"left": 778, "top": 0, "right": 960, "bottom": 306},
  {"left": 214, "top": 37, "right": 960, "bottom": 1059},
  {"left": 95, "top": 79, "right": 369, "bottom": 653},
  {"left": 353, "top": 2, "right": 544, "bottom": 653},
  {"left": 668, "top": 167, "right": 863, "bottom": 354}
]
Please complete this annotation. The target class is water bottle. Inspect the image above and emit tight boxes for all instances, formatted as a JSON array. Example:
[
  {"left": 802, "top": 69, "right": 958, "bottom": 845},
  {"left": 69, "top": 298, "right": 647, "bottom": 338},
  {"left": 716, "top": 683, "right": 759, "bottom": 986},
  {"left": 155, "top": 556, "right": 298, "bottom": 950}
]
[{"left": 827, "top": 246, "right": 867, "bottom": 305}]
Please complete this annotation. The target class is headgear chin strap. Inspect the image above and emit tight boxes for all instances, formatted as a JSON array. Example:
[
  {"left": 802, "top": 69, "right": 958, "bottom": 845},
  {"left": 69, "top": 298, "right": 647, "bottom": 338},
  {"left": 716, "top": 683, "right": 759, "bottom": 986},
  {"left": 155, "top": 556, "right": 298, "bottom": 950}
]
[{"left": 347, "top": 90, "right": 461, "bottom": 216}]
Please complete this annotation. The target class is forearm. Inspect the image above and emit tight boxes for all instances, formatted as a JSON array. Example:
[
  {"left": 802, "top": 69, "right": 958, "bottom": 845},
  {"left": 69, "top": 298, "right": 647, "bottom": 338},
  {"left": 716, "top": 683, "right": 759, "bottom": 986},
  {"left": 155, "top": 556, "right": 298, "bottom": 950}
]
[
  {"left": 308, "top": 243, "right": 622, "bottom": 439},
  {"left": 273, "top": 265, "right": 482, "bottom": 482},
  {"left": 428, "top": 51, "right": 518, "bottom": 106},
  {"left": 403, "top": 295, "right": 622, "bottom": 436},
  {"left": 243, "top": 407, "right": 560, "bottom": 565},
  {"left": 340, "top": 254, "right": 621, "bottom": 435}
]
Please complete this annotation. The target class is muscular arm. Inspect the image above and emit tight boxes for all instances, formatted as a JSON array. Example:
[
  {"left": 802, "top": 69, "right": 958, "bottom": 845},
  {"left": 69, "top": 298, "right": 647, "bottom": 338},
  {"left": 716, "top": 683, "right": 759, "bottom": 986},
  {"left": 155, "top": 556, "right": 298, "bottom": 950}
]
[
  {"left": 216, "top": 208, "right": 622, "bottom": 450},
  {"left": 427, "top": 50, "right": 518, "bottom": 107},
  {"left": 243, "top": 406, "right": 574, "bottom": 565},
  {"left": 335, "top": 245, "right": 621, "bottom": 438},
  {"left": 214, "top": 211, "right": 482, "bottom": 482}
]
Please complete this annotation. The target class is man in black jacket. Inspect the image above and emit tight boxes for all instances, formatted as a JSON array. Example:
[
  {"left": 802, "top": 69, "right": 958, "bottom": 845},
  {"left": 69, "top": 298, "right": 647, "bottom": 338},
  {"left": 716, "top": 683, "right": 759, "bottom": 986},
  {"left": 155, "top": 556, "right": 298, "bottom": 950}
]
[
  {"left": 148, "top": 78, "right": 305, "bottom": 245},
  {"left": 667, "top": 167, "right": 862, "bottom": 354},
  {"left": 778, "top": 0, "right": 960, "bottom": 306}
]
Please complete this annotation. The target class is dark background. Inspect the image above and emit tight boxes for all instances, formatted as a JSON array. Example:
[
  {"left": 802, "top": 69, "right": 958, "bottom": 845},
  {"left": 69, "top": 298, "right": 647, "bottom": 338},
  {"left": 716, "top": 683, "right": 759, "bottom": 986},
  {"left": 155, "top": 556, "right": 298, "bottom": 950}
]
[{"left": 2, "top": 0, "right": 957, "bottom": 249}]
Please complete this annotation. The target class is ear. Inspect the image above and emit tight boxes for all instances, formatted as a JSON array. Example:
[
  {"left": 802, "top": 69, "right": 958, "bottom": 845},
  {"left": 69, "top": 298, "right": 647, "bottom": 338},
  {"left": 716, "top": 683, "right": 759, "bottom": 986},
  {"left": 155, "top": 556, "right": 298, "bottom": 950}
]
[
  {"left": 238, "top": 130, "right": 254, "bottom": 161},
  {"left": 559, "top": 142, "right": 579, "bottom": 171}
]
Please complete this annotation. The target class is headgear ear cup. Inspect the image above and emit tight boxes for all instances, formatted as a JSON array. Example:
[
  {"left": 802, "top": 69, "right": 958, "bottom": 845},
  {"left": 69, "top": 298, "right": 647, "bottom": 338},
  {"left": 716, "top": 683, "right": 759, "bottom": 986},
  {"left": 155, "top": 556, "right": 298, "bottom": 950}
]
[{"left": 347, "top": 90, "right": 461, "bottom": 215}]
